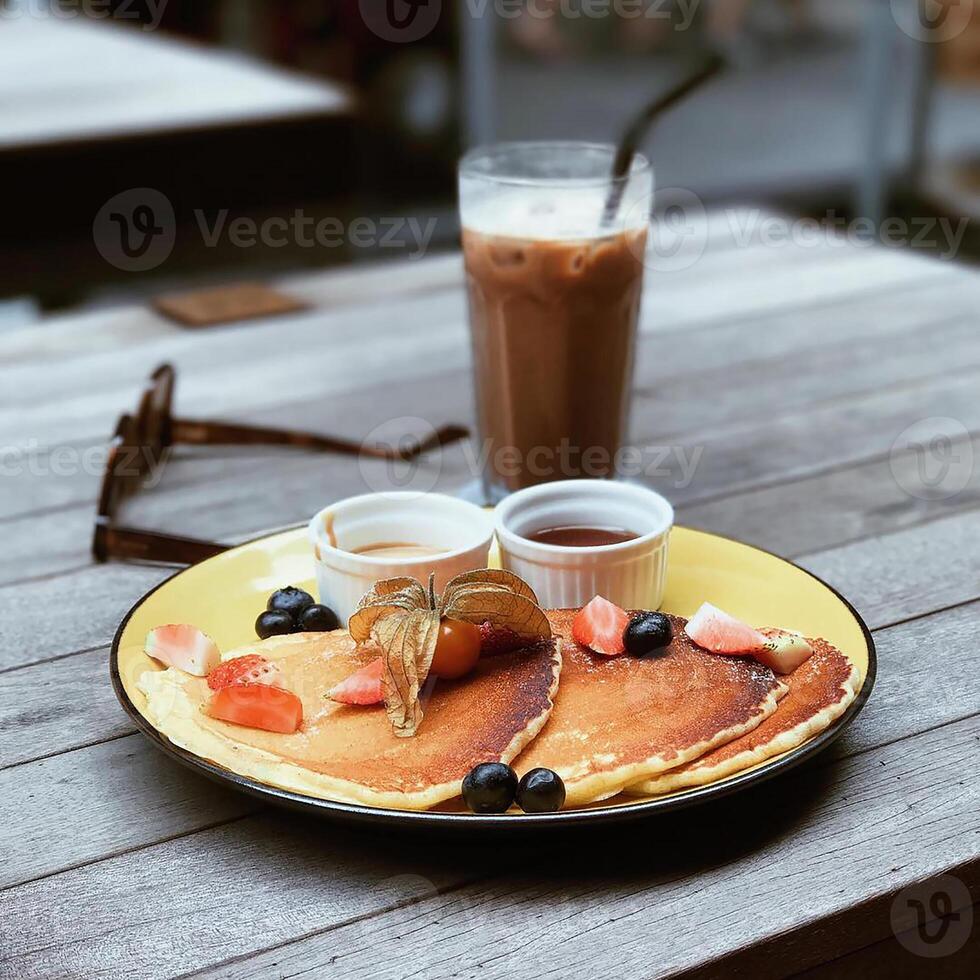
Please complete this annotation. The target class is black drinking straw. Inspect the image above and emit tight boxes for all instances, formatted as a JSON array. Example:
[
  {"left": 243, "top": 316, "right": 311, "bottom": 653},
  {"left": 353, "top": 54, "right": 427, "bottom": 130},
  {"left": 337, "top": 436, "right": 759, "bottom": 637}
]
[{"left": 602, "top": 53, "right": 725, "bottom": 228}]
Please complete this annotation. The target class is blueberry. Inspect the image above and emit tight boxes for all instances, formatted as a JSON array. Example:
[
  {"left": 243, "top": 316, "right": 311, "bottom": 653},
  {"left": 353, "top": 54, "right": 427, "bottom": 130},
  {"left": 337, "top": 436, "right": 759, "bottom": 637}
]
[
  {"left": 297, "top": 603, "right": 340, "bottom": 633},
  {"left": 267, "top": 587, "right": 315, "bottom": 619},
  {"left": 516, "top": 768, "right": 566, "bottom": 813},
  {"left": 624, "top": 612, "right": 673, "bottom": 657},
  {"left": 461, "top": 762, "right": 518, "bottom": 814},
  {"left": 256, "top": 610, "right": 296, "bottom": 639}
]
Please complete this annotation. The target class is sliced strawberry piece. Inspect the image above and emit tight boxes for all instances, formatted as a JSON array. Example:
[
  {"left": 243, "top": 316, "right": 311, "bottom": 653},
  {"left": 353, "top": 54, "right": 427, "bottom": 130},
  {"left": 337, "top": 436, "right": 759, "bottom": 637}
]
[
  {"left": 329, "top": 657, "right": 385, "bottom": 705},
  {"left": 754, "top": 628, "right": 813, "bottom": 674},
  {"left": 207, "top": 654, "right": 281, "bottom": 692},
  {"left": 207, "top": 684, "right": 303, "bottom": 733},
  {"left": 684, "top": 602, "right": 768, "bottom": 654},
  {"left": 572, "top": 595, "right": 630, "bottom": 657},
  {"left": 478, "top": 621, "right": 524, "bottom": 656},
  {"left": 145, "top": 624, "right": 220, "bottom": 676}
]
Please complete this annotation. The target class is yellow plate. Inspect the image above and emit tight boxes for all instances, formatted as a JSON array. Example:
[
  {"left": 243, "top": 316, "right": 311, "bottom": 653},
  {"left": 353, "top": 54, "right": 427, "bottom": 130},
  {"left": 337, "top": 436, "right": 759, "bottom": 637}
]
[{"left": 112, "top": 525, "right": 875, "bottom": 829}]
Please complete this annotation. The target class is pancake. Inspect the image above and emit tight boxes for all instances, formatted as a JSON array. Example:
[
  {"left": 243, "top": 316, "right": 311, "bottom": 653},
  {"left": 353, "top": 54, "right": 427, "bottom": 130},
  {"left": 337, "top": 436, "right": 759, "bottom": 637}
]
[
  {"left": 513, "top": 611, "right": 787, "bottom": 806},
  {"left": 629, "top": 638, "right": 859, "bottom": 797},
  {"left": 139, "top": 629, "right": 561, "bottom": 811}
]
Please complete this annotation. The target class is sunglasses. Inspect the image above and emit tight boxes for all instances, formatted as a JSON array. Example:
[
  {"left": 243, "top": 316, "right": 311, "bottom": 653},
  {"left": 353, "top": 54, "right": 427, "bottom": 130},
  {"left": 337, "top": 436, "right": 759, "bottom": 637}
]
[{"left": 93, "top": 364, "right": 469, "bottom": 565}]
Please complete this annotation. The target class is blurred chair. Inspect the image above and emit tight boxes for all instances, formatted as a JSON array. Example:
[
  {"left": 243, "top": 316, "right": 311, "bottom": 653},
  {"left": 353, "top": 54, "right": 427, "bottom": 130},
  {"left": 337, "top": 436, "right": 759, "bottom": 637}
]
[{"left": 858, "top": 0, "right": 944, "bottom": 229}]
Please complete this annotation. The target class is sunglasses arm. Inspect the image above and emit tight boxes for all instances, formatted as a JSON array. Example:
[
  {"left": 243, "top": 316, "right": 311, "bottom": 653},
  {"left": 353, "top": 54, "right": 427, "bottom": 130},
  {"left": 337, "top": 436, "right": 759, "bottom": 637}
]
[
  {"left": 93, "top": 521, "right": 228, "bottom": 566},
  {"left": 170, "top": 418, "right": 469, "bottom": 461}
]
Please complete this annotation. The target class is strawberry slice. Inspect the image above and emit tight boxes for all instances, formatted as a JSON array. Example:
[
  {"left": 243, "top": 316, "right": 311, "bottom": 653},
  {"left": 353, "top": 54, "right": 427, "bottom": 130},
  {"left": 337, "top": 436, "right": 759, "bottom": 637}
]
[
  {"left": 684, "top": 602, "right": 769, "bottom": 655},
  {"left": 207, "top": 654, "right": 281, "bottom": 691},
  {"left": 145, "top": 624, "right": 220, "bottom": 676},
  {"left": 572, "top": 595, "right": 630, "bottom": 657},
  {"left": 754, "top": 628, "right": 814, "bottom": 674},
  {"left": 330, "top": 657, "right": 385, "bottom": 705},
  {"left": 208, "top": 684, "right": 303, "bottom": 733}
]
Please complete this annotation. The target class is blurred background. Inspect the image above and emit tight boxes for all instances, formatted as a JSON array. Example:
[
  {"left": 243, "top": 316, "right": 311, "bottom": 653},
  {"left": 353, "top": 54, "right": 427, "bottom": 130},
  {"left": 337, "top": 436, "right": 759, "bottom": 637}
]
[{"left": 3, "top": 0, "right": 980, "bottom": 325}]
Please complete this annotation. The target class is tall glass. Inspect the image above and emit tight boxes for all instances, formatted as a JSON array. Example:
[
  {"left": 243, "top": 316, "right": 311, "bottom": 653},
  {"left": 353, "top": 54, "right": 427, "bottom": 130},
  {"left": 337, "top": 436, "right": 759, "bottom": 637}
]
[{"left": 459, "top": 142, "right": 652, "bottom": 502}]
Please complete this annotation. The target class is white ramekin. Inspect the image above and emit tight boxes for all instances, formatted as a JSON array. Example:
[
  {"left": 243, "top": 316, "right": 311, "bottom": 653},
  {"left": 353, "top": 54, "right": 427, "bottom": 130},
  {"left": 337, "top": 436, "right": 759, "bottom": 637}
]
[
  {"left": 494, "top": 480, "right": 673, "bottom": 610},
  {"left": 309, "top": 493, "right": 494, "bottom": 623}
]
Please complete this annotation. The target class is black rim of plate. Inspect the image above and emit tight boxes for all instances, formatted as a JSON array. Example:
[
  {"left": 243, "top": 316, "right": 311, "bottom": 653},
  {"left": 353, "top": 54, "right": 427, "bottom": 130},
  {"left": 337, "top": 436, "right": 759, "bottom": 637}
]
[{"left": 110, "top": 524, "right": 877, "bottom": 829}]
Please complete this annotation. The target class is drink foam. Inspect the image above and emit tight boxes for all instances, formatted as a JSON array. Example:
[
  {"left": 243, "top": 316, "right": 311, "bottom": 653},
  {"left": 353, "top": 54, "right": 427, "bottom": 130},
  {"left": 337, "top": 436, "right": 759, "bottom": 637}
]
[{"left": 460, "top": 187, "right": 650, "bottom": 241}]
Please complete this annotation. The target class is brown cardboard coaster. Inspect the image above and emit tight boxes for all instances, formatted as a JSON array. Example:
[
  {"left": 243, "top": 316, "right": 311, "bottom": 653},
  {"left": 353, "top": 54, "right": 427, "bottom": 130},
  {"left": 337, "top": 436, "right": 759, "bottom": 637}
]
[{"left": 153, "top": 283, "right": 308, "bottom": 328}]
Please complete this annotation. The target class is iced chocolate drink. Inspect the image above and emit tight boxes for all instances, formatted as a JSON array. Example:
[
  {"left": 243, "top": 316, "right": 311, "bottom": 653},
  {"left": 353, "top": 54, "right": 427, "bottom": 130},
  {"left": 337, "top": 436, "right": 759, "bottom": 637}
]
[{"left": 459, "top": 143, "right": 652, "bottom": 499}]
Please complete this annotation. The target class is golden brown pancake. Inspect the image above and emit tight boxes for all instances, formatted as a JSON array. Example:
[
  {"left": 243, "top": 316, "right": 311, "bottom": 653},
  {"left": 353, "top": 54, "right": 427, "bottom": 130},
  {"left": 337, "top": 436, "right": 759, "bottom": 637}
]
[
  {"left": 513, "top": 611, "right": 787, "bottom": 806},
  {"left": 629, "top": 638, "right": 859, "bottom": 797},
  {"left": 139, "top": 629, "right": 561, "bottom": 811}
]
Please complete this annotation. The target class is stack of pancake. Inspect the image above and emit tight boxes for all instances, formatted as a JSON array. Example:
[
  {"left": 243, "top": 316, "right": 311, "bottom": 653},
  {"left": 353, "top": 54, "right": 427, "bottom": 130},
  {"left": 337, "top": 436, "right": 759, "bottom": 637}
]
[{"left": 139, "top": 608, "right": 859, "bottom": 811}]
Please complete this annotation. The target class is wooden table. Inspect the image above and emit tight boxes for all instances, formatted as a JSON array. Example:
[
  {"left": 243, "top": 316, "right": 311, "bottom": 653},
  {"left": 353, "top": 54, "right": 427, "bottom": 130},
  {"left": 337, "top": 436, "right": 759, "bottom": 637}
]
[{"left": 1, "top": 212, "right": 978, "bottom": 978}]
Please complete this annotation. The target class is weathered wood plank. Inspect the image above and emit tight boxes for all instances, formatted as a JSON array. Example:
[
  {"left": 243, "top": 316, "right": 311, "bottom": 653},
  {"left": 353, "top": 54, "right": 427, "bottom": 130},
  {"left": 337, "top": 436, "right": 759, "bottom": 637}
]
[
  {"left": 2, "top": 710, "right": 973, "bottom": 980},
  {"left": 800, "top": 510, "right": 980, "bottom": 629},
  {"left": 0, "top": 291, "right": 471, "bottom": 452},
  {"left": 0, "top": 564, "right": 169, "bottom": 671},
  {"left": 0, "top": 647, "right": 131, "bottom": 770},
  {"left": 637, "top": 370, "right": 980, "bottom": 507},
  {"left": 0, "top": 735, "right": 254, "bottom": 891},
  {"left": 646, "top": 240, "right": 965, "bottom": 333},
  {"left": 637, "top": 313, "right": 980, "bottom": 441},
  {"left": 0, "top": 253, "right": 467, "bottom": 368},
  {"left": 823, "top": 599, "right": 980, "bottom": 754},
  {"left": 677, "top": 433, "right": 980, "bottom": 558},
  {"left": 635, "top": 267, "right": 980, "bottom": 382},
  {"left": 0, "top": 808, "right": 466, "bottom": 980}
]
